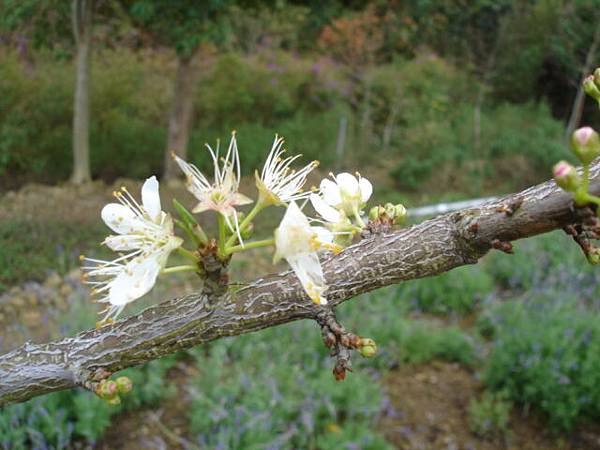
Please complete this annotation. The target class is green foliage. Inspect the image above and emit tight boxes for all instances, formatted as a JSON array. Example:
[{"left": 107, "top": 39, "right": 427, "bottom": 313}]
[
  {"left": 364, "top": 55, "right": 570, "bottom": 193},
  {"left": 339, "top": 285, "right": 480, "bottom": 368},
  {"left": 126, "top": 0, "right": 236, "bottom": 56},
  {"left": 0, "top": 219, "right": 106, "bottom": 292},
  {"left": 468, "top": 390, "right": 512, "bottom": 438},
  {"left": 188, "top": 322, "right": 391, "bottom": 449},
  {"left": 0, "top": 356, "right": 178, "bottom": 448},
  {"left": 399, "top": 265, "right": 494, "bottom": 315},
  {"left": 482, "top": 296, "right": 600, "bottom": 431}
]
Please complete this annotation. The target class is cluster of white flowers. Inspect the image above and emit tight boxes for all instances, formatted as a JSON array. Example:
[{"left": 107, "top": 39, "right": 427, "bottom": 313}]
[{"left": 84, "top": 133, "right": 373, "bottom": 322}]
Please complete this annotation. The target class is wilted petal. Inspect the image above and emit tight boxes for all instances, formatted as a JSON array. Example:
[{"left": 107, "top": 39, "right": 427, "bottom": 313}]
[
  {"left": 287, "top": 252, "right": 327, "bottom": 305},
  {"left": 141, "top": 176, "right": 161, "bottom": 222},
  {"left": 101, "top": 203, "right": 142, "bottom": 235}
]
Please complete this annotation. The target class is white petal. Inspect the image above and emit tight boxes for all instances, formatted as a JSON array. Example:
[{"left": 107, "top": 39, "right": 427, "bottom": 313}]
[
  {"left": 282, "top": 201, "right": 311, "bottom": 228},
  {"left": 358, "top": 177, "right": 373, "bottom": 203},
  {"left": 231, "top": 192, "right": 254, "bottom": 206},
  {"left": 319, "top": 179, "right": 342, "bottom": 206},
  {"left": 335, "top": 172, "right": 359, "bottom": 196},
  {"left": 104, "top": 235, "right": 144, "bottom": 251},
  {"left": 287, "top": 252, "right": 328, "bottom": 305},
  {"left": 101, "top": 203, "right": 141, "bottom": 235},
  {"left": 274, "top": 202, "right": 313, "bottom": 257},
  {"left": 108, "top": 255, "right": 161, "bottom": 306},
  {"left": 310, "top": 194, "right": 341, "bottom": 223},
  {"left": 142, "top": 176, "right": 161, "bottom": 222},
  {"left": 312, "top": 226, "right": 334, "bottom": 244}
]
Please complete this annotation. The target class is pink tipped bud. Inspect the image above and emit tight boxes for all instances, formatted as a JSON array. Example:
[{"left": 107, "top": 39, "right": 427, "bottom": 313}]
[
  {"left": 553, "top": 161, "right": 581, "bottom": 192},
  {"left": 96, "top": 379, "right": 119, "bottom": 400},
  {"left": 572, "top": 127, "right": 600, "bottom": 164},
  {"left": 583, "top": 75, "right": 600, "bottom": 101}
]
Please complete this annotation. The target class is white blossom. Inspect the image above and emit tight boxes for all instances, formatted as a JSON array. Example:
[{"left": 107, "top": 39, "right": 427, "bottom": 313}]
[
  {"left": 256, "top": 135, "right": 319, "bottom": 205},
  {"left": 319, "top": 172, "right": 372, "bottom": 216},
  {"left": 273, "top": 202, "right": 341, "bottom": 305},
  {"left": 82, "top": 176, "right": 182, "bottom": 322},
  {"left": 174, "top": 133, "right": 252, "bottom": 214}
]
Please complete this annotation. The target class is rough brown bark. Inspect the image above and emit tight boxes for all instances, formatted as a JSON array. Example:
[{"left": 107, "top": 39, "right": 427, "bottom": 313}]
[
  {"left": 2, "top": 160, "right": 600, "bottom": 406},
  {"left": 162, "top": 51, "right": 202, "bottom": 180},
  {"left": 71, "top": 0, "right": 93, "bottom": 184}
]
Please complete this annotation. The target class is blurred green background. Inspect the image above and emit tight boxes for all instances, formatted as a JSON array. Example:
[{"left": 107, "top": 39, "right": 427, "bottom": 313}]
[{"left": 2, "top": 0, "right": 600, "bottom": 448}]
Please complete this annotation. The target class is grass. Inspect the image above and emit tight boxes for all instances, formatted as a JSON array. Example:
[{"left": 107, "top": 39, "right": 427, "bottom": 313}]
[{"left": 0, "top": 220, "right": 106, "bottom": 293}]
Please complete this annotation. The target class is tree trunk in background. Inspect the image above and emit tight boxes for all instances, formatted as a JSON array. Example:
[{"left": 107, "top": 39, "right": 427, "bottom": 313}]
[
  {"left": 163, "top": 51, "right": 202, "bottom": 180},
  {"left": 71, "top": 0, "right": 93, "bottom": 184},
  {"left": 566, "top": 21, "right": 600, "bottom": 139}
]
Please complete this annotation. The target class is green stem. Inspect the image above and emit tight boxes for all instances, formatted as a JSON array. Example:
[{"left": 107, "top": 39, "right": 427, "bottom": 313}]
[
  {"left": 193, "top": 223, "right": 209, "bottom": 245},
  {"left": 217, "top": 213, "right": 227, "bottom": 258},
  {"left": 224, "top": 201, "right": 267, "bottom": 248},
  {"left": 176, "top": 247, "right": 198, "bottom": 262},
  {"left": 161, "top": 265, "right": 197, "bottom": 274},
  {"left": 353, "top": 206, "right": 366, "bottom": 228},
  {"left": 579, "top": 192, "right": 600, "bottom": 206},
  {"left": 174, "top": 219, "right": 203, "bottom": 247},
  {"left": 583, "top": 163, "right": 591, "bottom": 193},
  {"left": 226, "top": 238, "right": 275, "bottom": 255}
]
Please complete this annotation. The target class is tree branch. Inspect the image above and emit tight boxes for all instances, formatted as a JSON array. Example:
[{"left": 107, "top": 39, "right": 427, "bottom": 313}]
[{"left": 2, "top": 161, "right": 600, "bottom": 406}]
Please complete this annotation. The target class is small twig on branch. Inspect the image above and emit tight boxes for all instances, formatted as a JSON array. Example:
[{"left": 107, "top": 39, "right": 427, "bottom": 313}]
[{"left": 1, "top": 160, "right": 600, "bottom": 406}]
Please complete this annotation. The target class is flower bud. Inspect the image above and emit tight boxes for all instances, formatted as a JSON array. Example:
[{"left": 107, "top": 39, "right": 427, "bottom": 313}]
[
  {"left": 594, "top": 68, "right": 600, "bottom": 88},
  {"left": 583, "top": 75, "right": 600, "bottom": 101},
  {"left": 368, "top": 206, "right": 382, "bottom": 221},
  {"left": 553, "top": 161, "right": 582, "bottom": 192},
  {"left": 587, "top": 248, "right": 600, "bottom": 265},
  {"left": 115, "top": 376, "right": 133, "bottom": 395},
  {"left": 96, "top": 379, "right": 119, "bottom": 400},
  {"left": 358, "top": 337, "right": 377, "bottom": 358},
  {"left": 333, "top": 365, "right": 346, "bottom": 381},
  {"left": 572, "top": 126, "right": 600, "bottom": 165},
  {"left": 393, "top": 204, "right": 407, "bottom": 224},
  {"left": 106, "top": 395, "right": 122, "bottom": 406},
  {"left": 384, "top": 203, "right": 396, "bottom": 218}
]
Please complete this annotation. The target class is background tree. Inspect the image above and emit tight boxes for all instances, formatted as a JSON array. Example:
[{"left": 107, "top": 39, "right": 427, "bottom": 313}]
[
  {"left": 122, "top": 0, "right": 237, "bottom": 180},
  {"left": 71, "top": 0, "right": 94, "bottom": 184}
]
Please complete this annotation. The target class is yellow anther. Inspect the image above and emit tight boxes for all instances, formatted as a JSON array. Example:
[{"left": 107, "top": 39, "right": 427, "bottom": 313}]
[
  {"left": 312, "top": 160, "right": 320, "bottom": 167},
  {"left": 79, "top": 254, "right": 85, "bottom": 261}
]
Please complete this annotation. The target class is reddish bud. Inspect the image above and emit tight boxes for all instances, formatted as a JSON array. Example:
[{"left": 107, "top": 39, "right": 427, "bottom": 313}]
[
  {"left": 553, "top": 161, "right": 582, "bottom": 192},
  {"left": 572, "top": 127, "right": 600, "bottom": 165}
]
